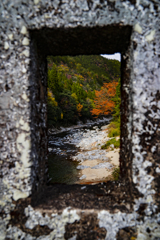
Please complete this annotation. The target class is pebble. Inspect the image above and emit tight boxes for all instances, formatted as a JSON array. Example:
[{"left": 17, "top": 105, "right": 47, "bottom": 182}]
[
  {"left": 79, "top": 175, "right": 86, "bottom": 180},
  {"left": 77, "top": 165, "right": 89, "bottom": 170}
]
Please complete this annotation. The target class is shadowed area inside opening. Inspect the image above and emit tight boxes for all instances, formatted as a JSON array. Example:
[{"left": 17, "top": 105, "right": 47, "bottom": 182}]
[{"left": 29, "top": 25, "right": 134, "bottom": 206}]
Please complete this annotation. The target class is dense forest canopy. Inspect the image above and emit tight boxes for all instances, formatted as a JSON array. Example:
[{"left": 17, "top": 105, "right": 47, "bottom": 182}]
[{"left": 47, "top": 55, "right": 121, "bottom": 128}]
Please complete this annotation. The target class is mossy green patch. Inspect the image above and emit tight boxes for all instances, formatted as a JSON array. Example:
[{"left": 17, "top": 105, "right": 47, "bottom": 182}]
[
  {"left": 107, "top": 121, "right": 120, "bottom": 137},
  {"left": 112, "top": 167, "right": 120, "bottom": 181},
  {"left": 101, "top": 138, "right": 120, "bottom": 149}
]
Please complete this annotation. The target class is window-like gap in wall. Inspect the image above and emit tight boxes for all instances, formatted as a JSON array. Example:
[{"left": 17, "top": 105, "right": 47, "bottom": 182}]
[
  {"left": 47, "top": 53, "right": 121, "bottom": 185},
  {"left": 29, "top": 26, "right": 134, "bottom": 209}
]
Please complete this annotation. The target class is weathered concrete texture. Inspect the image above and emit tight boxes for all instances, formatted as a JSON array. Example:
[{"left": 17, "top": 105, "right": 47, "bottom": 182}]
[
  {"left": 65, "top": 213, "right": 107, "bottom": 240},
  {"left": 116, "top": 226, "right": 138, "bottom": 240},
  {"left": 0, "top": 0, "right": 160, "bottom": 239},
  {"left": 29, "top": 37, "right": 48, "bottom": 195}
]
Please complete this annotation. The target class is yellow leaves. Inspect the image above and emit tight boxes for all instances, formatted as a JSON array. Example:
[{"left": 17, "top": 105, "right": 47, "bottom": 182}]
[
  {"left": 47, "top": 89, "right": 58, "bottom": 107},
  {"left": 76, "top": 63, "right": 82, "bottom": 70},
  {"left": 71, "top": 93, "right": 78, "bottom": 102},
  {"left": 57, "top": 64, "right": 69, "bottom": 73},
  {"left": 77, "top": 103, "right": 83, "bottom": 116},
  {"left": 61, "top": 112, "right": 63, "bottom": 119},
  {"left": 79, "top": 75, "right": 84, "bottom": 79},
  {"left": 74, "top": 74, "right": 84, "bottom": 81},
  {"left": 48, "top": 90, "right": 53, "bottom": 99}
]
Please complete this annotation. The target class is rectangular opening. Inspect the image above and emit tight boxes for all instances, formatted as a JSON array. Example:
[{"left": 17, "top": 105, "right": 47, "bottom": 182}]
[
  {"left": 47, "top": 54, "right": 121, "bottom": 185},
  {"left": 29, "top": 26, "right": 135, "bottom": 211}
]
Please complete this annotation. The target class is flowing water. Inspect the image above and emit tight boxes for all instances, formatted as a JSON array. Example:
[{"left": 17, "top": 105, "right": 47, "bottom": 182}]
[
  {"left": 48, "top": 132, "right": 79, "bottom": 184},
  {"left": 48, "top": 117, "right": 113, "bottom": 184}
]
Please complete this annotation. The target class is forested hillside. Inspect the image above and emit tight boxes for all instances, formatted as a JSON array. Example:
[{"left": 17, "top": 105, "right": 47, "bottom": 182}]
[{"left": 47, "top": 55, "right": 120, "bottom": 128}]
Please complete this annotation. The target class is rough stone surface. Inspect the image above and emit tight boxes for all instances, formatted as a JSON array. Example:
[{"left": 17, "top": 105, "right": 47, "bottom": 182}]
[
  {"left": 0, "top": 0, "right": 160, "bottom": 239},
  {"left": 116, "top": 226, "right": 138, "bottom": 240},
  {"left": 65, "top": 213, "right": 107, "bottom": 240}
]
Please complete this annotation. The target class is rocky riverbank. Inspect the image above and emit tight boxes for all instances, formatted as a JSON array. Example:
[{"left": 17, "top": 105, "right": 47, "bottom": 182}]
[
  {"left": 48, "top": 118, "right": 119, "bottom": 184},
  {"left": 72, "top": 125, "right": 119, "bottom": 184}
]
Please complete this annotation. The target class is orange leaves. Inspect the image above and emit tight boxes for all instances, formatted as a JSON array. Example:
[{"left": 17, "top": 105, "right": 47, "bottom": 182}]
[{"left": 91, "top": 81, "right": 118, "bottom": 117}]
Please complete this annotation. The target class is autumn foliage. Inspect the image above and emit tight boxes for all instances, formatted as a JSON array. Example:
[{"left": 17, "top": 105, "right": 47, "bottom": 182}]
[
  {"left": 77, "top": 103, "right": 83, "bottom": 116},
  {"left": 47, "top": 55, "right": 120, "bottom": 127},
  {"left": 91, "top": 81, "right": 118, "bottom": 117}
]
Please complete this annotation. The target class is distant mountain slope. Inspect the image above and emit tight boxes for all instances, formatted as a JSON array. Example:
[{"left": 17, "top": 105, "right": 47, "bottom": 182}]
[
  {"left": 72, "top": 55, "right": 120, "bottom": 81},
  {"left": 47, "top": 55, "right": 121, "bottom": 127},
  {"left": 48, "top": 55, "right": 120, "bottom": 88}
]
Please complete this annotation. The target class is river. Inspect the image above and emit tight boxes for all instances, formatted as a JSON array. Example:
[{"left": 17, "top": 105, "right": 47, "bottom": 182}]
[{"left": 48, "top": 117, "right": 119, "bottom": 185}]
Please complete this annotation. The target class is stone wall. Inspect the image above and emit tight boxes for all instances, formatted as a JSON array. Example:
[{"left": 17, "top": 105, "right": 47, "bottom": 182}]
[{"left": 0, "top": 0, "right": 160, "bottom": 239}]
